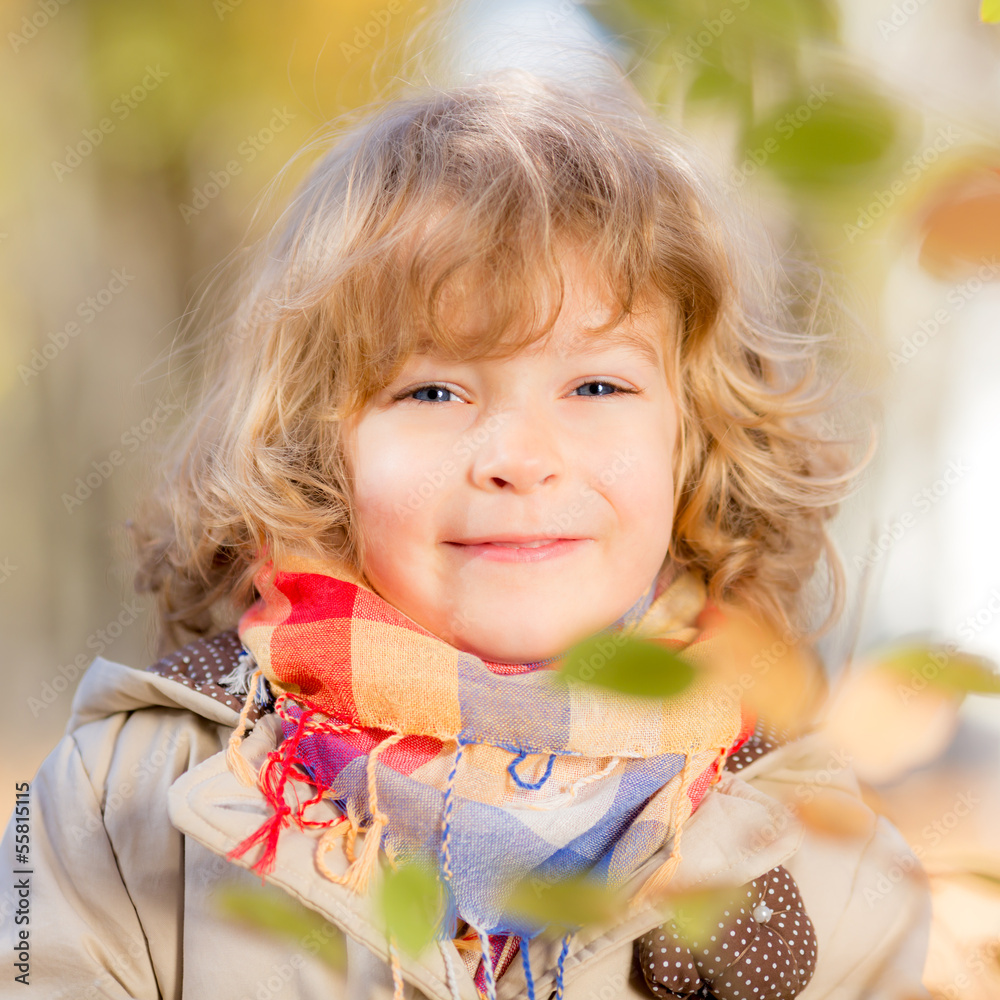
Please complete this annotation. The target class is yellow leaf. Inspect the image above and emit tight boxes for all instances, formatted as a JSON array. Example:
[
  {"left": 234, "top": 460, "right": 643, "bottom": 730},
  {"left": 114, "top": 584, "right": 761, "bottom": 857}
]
[
  {"left": 694, "top": 605, "right": 828, "bottom": 738},
  {"left": 981, "top": 0, "right": 1000, "bottom": 24}
]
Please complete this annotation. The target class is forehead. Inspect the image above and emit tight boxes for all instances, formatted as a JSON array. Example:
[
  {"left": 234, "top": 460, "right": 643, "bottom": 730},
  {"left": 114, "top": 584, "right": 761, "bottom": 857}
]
[
  {"left": 409, "top": 320, "right": 664, "bottom": 371},
  {"left": 420, "top": 261, "right": 668, "bottom": 369}
]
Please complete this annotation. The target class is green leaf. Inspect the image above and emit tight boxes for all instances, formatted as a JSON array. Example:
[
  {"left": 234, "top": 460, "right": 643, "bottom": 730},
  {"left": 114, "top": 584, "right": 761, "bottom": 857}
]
[
  {"left": 378, "top": 861, "right": 442, "bottom": 957},
  {"left": 686, "top": 62, "right": 742, "bottom": 105},
  {"left": 504, "top": 873, "right": 625, "bottom": 931},
  {"left": 558, "top": 635, "right": 695, "bottom": 698},
  {"left": 879, "top": 644, "right": 1000, "bottom": 697},
  {"left": 215, "top": 883, "right": 346, "bottom": 971},
  {"left": 982, "top": 0, "right": 1000, "bottom": 24},
  {"left": 738, "top": 84, "right": 901, "bottom": 190}
]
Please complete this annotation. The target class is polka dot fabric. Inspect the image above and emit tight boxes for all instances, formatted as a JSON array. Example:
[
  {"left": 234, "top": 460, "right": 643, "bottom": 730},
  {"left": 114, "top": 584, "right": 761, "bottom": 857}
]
[
  {"left": 636, "top": 723, "right": 818, "bottom": 999},
  {"left": 720, "top": 718, "right": 789, "bottom": 774},
  {"left": 145, "top": 628, "right": 271, "bottom": 725}
]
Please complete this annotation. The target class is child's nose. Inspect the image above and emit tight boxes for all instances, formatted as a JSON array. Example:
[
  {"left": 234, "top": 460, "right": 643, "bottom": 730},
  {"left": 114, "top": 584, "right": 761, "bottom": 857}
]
[{"left": 467, "top": 409, "right": 565, "bottom": 493}]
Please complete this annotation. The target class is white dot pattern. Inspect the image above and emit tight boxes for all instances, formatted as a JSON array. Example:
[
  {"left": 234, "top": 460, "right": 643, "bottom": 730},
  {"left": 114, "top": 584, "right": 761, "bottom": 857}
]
[
  {"left": 638, "top": 866, "right": 817, "bottom": 999},
  {"left": 146, "top": 629, "right": 270, "bottom": 723},
  {"left": 637, "top": 724, "right": 818, "bottom": 999},
  {"left": 722, "top": 719, "right": 789, "bottom": 773}
]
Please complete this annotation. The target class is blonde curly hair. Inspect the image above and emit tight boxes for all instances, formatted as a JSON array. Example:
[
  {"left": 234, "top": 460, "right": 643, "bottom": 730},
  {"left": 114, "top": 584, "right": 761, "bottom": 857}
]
[{"left": 129, "top": 67, "right": 875, "bottom": 657}]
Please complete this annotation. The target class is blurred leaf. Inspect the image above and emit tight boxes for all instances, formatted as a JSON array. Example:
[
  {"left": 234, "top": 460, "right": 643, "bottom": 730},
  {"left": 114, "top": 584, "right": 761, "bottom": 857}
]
[
  {"left": 917, "top": 165, "right": 1000, "bottom": 279},
  {"left": 880, "top": 644, "right": 1000, "bottom": 697},
  {"left": 558, "top": 634, "right": 695, "bottom": 698},
  {"left": 378, "top": 860, "right": 442, "bottom": 957},
  {"left": 688, "top": 605, "right": 827, "bottom": 737},
  {"left": 795, "top": 0, "right": 840, "bottom": 39},
  {"left": 740, "top": 85, "right": 901, "bottom": 190},
  {"left": 216, "top": 883, "right": 346, "bottom": 971},
  {"left": 822, "top": 654, "right": 964, "bottom": 785},
  {"left": 793, "top": 789, "right": 871, "bottom": 839},
  {"left": 982, "top": 0, "right": 1000, "bottom": 24},
  {"left": 658, "top": 886, "right": 745, "bottom": 947},
  {"left": 505, "top": 872, "right": 625, "bottom": 931},
  {"left": 686, "top": 62, "right": 746, "bottom": 108}
]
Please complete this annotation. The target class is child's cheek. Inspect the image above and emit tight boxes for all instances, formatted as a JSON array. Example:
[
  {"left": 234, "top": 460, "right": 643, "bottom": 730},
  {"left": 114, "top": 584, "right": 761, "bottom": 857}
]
[{"left": 352, "top": 415, "right": 454, "bottom": 507}]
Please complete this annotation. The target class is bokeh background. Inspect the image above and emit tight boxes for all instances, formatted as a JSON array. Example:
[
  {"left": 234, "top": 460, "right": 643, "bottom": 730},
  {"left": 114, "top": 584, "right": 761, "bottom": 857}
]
[{"left": 2, "top": 0, "right": 999, "bottom": 995}]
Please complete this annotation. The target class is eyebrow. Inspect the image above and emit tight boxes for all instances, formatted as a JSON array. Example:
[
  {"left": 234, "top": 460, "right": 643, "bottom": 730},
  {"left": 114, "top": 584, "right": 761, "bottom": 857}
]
[{"left": 566, "top": 328, "right": 663, "bottom": 369}]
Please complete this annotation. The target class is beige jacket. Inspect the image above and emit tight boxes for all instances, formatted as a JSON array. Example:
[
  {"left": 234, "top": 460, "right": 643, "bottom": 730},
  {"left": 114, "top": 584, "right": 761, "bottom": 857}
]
[{"left": 1, "top": 654, "right": 931, "bottom": 999}]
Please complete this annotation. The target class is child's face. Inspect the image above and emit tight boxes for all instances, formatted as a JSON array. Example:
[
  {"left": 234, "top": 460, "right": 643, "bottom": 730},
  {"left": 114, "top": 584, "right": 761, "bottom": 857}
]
[{"left": 342, "top": 249, "right": 678, "bottom": 664}]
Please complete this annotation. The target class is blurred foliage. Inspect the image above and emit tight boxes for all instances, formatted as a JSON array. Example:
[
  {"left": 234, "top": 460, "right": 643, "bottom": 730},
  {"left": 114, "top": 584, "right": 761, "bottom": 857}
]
[
  {"left": 27, "top": 0, "right": 445, "bottom": 266},
  {"left": 658, "top": 884, "right": 748, "bottom": 949},
  {"left": 823, "top": 640, "right": 1000, "bottom": 785},
  {"left": 879, "top": 643, "right": 1000, "bottom": 697},
  {"left": 593, "top": 0, "right": 1000, "bottom": 287},
  {"left": 504, "top": 871, "right": 627, "bottom": 932},
  {"left": 215, "top": 882, "right": 347, "bottom": 971},
  {"left": 793, "top": 787, "right": 872, "bottom": 839},
  {"left": 960, "top": 869, "right": 1000, "bottom": 894},
  {"left": 6, "top": 1, "right": 1000, "bottom": 991},
  {"left": 737, "top": 81, "right": 902, "bottom": 191},
  {"left": 378, "top": 858, "right": 444, "bottom": 957},
  {"left": 917, "top": 161, "right": 1000, "bottom": 279},
  {"left": 557, "top": 634, "right": 695, "bottom": 698}
]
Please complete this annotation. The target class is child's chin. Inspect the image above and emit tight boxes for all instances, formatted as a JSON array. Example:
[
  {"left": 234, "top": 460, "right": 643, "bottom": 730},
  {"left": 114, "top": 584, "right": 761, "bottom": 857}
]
[{"left": 457, "top": 617, "right": 602, "bottom": 667}]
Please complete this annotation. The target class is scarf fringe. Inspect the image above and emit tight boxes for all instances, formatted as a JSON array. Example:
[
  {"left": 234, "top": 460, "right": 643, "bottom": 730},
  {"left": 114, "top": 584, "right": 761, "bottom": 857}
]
[
  {"left": 554, "top": 934, "right": 571, "bottom": 1000},
  {"left": 218, "top": 648, "right": 259, "bottom": 698},
  {"left": 226, "top": 697, "right": 329, "bottom": 875},
  {"left": 439, "top": 940, "right": 464, "bottom": 1000},
  {"left": 475, "top": 927, "right": 498, "bottom": 1000},
  {"left": 318, "top": 731, "right": 406, "bottom": 894},
  {"left": 631, "top": 743, "right": 729, "bottom": 909},
  {"left": 389, "top": 937, "right": 405, "bottom": 1000},
  {"left": 226, "top": 668, "right": 264, "bottom": 788},
  {"left": 520, "top": 936, "right": 537, "bottom": 1000},
  {"left": 315, "top": 818, "right": 352, "bottom": 881}
]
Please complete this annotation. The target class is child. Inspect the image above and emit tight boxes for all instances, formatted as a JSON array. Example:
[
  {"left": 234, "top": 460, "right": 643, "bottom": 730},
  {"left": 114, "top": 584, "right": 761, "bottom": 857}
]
[{"left": 1, "top": 68, "right": 931, "bottom": 1000}]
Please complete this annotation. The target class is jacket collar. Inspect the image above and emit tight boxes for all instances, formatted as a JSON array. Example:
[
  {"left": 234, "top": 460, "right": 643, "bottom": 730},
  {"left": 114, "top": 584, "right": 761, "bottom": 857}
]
[
  {"left": 167, "top": 703, "right": 804, "bottom": 1000},
  {"left": 68, "top": 658, "right": 803, "bottom": 1000}
]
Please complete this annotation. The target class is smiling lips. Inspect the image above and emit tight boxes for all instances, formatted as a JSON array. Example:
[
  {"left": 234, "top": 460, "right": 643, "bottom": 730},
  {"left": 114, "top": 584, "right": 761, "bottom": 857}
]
[{"left": 444, "top": 537, "right": 590, "bottom": 562}]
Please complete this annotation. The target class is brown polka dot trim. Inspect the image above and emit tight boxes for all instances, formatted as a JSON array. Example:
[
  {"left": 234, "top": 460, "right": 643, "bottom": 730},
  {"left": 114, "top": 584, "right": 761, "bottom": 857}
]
[
  {"left": 145, "top": 628, "right": 272, "bottom": 725},
  {"left": 636, "top": 721, "right": 816, "bottom": 999},
  {"left": 637, "top": 865, "right": 818, "bottom": 999},
  {"left": 723, "top": 719, "right": 791, "bottom": 774}
]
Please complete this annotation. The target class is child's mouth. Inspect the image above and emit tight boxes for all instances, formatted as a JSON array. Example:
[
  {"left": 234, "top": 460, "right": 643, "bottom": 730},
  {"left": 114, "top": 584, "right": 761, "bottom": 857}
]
[{"left": 443, "top": 538, "right": 590, "bottom": 563}]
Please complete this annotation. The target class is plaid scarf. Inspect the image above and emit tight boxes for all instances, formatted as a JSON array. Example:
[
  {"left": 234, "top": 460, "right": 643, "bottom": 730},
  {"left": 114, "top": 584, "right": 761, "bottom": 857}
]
[{"left": 224, "top": 553, "right": 752, "bottom": 999}]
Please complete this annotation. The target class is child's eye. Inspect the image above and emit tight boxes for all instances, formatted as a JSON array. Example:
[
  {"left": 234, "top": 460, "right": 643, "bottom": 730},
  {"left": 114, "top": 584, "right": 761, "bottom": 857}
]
[
  {"left": 394, "top": 383, "right": 460, "bottom": 404},
  {"left": 572, "top": 380, "right": 640, "bottom": 398}
]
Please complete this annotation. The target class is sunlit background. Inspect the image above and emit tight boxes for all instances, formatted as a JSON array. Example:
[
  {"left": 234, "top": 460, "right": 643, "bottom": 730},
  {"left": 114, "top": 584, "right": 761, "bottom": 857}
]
[{"left": 2, "top": 0, "right": 999, "bottom": 995}]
